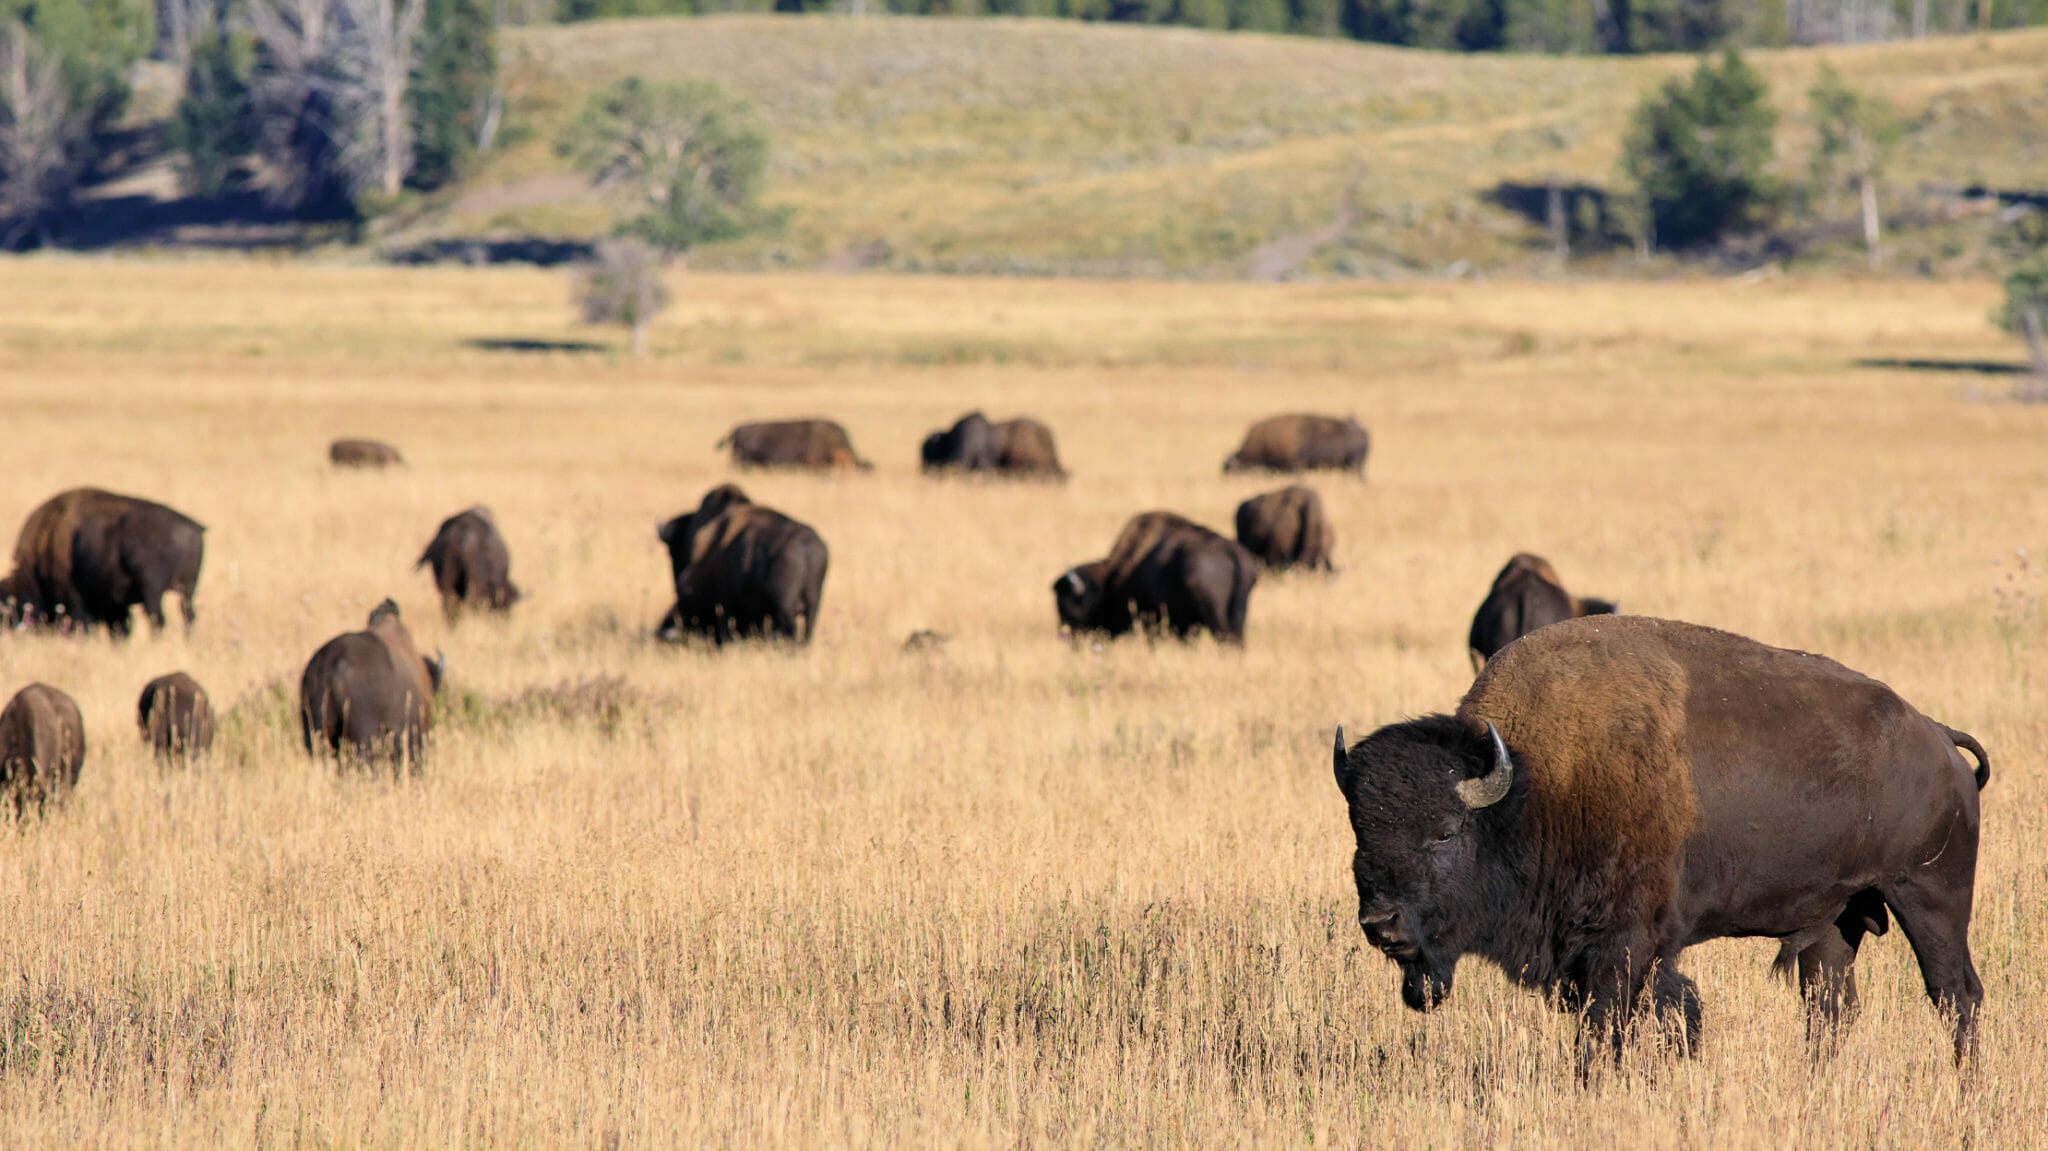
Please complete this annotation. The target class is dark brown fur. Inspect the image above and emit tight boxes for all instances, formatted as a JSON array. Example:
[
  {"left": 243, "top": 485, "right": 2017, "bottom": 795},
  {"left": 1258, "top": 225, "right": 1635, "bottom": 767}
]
[
  {"left": 718, "top": 420, "right": 873, "bottom": 472},
  {"left": 330, "top": 439, "right": 405, "bottom": 468},
  {"left": 920, "top": 412, "right": 1067, "bottom": 479},
  {"left": 3, "top": 488, "right": 206, "bottom": 635},
  {"left": 0, "top": 683, "right": 86, "bottom": 817},
  {"left": 1467, "top": 553, "right": 1616, "bottom": 671},
  {"left": 1054, "top": 511, "right": 1258, "bottom": 644},
  {"left": 1222, "top": 414, "right": 1370, "bottom": 475},
  {"left": 1233, "top": 486, "right": 1334, "bottom": 571},
  {"left": 656, "top": 485, "right": 830, "bottom": 645},
  {"left": 416, "top": 506, "right": 520, "bottom": 623},
  {"left": 137, "top": 671, "right": 216, "bottom": 764},
  {"left": 299, "top": 600, "right": 443, "bottom": 772},
  {"left": 1336, "top": 615, "right": 1987, "bottom": 1069}
]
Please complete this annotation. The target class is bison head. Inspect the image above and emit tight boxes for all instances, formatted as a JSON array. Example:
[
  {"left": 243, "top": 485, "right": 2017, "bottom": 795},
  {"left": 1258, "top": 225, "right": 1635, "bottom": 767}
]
[
  {"left": 1052, "top": 564, "right": 1107, "bottom": 634},
  {"left": 1333, "top": 717, "right": 1516, "bottom": 1013},
  {"left": 920, "top": 430, "right": 952, "bottom": 469},
  {"left": 1574, "top": 597, "right": 1619, "bottom": 617}
]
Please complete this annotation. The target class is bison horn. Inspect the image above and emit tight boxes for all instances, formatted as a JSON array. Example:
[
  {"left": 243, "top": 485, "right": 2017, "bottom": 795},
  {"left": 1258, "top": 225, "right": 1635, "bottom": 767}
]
[
  {"left": 1062, "top": 570, "right": 1085, "bottom": 594},
  {"left": 1457, "top": 721, "right": 1514, "bottom": 809},
  {"left": 1332, "top": 725, "right": 1348, "bottom": 790}
]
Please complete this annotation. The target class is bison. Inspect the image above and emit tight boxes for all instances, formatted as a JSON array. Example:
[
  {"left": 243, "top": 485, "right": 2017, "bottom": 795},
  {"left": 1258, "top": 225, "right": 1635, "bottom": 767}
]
[
  {"left": 417, "top": 506, "right": 521, "bottom": 623},
  {"left": 920, "top": 412, "right": 1067, "bottom": 479},
  {"left": 718, "top": 419, "right": 873, "bottom": 472},
  {"left": 656, "top": 484, "right": 829, "bottom": 646},
  {"left": 1333, "top": 614, "right": 1989, "bottom": 1071},
  {"left": 137, "top": 671, "right": 216, "bottom": 764},
  {"left": 299, "top": 599, "right": 444, "bottom": 771},
  {"left": 1467, "top": 553, "right": 1617, "bottom": 671},
  {"left": 1222, "top": 414, "right": 1370, "bottom": 475},
  {"left": 1054, "top": 511, "right": 1257, "bottom": 645},
  {"left": 330, "top": 438, "right": 405, "bottom": 468},
  {"left": 1, "top": 683, "right": 86, "bottom": 817},
  {"left": 1, "top": 488, "right": 205, "bottom": 636},
  {"left": 1234, "top": 486, "right": 1334, "bottom": 572}
]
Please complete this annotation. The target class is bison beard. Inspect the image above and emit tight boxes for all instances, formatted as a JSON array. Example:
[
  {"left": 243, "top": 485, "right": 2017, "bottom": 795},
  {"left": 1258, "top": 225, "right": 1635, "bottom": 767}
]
[{"left": 1334, "top": 615, "right": 1988, "bottom": 1072}]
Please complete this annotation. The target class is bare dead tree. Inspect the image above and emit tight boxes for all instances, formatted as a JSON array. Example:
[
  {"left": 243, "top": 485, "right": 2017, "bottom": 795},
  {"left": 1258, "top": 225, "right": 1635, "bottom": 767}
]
[
  {"left": 323, "top": 0, "right": 425, "bottom": 199},
  {"left": 0, "top": 21, "right": 84, "bottom": 249},
  {"left": 248, "top": 0, "right": 341, "bottom": 208}
]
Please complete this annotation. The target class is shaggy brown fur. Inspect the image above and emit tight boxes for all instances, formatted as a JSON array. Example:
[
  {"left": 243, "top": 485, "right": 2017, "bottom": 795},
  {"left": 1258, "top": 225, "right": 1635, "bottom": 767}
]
[
  {"left": 656, "top": 485, "right": 830, "bottom": 645},
  {"left": 137, "top": 671, "right": 216, "bottom": 764},
  {"left": 1222, "top": 414, "right": 1370, "bottom": 475},
  {"left": 330, "top": 439, "right": 405, "bottom": 468},
  {"left": 299, "top": 600, "right": 443, "bottom": 771},
  {"left": 416, "top": 506, "right": 520, "bottom": 623},
  {"left": 0, "top": 683, "right": 86, "bottom": 817},
  {"left": 4, "top": 488, "right": 206, "bottom": 634},
  {"left": 1234, "top": 486, "right": 1334, "bottom": 571},
  {"left": 1467, "top": 552, "right": 1617, "bottom": 671},
  {"left": 1054, "top": 511, "right": 1257, "bottom": 644},
  {"left": 718, "top": 420, "right": 873, "bottom": 472}
]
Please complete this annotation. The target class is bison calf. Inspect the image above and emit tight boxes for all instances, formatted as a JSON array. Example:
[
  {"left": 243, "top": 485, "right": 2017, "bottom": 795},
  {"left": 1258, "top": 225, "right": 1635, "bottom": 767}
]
[
  {"left": 417, "top": 506, "right": 521, "bottom": 623},
  {"left": 719, "top": 419, "right": 872, "bottom": 472},
  {"left": 1, "top": 683, "right": 86, "bottom": 817},
  {"left": 330, "top": 439, "right": 405, "bottom": 468},
  {"left": 1234, "top": 486, "right": 1334, "bottom": 572},
  {"left": 1054, "top": 511, "right": 1257, "bottom": 645},
  {"left": 656, "top": 484, "right": 829, "bottom": 646},
  {"left": 137, "top": 672, "right": 216, "bottom": 764},
  {"left": 1223, "top": 414, "right": 1370, "bottom": 476},
  {"left": 3, "top": 487, "right": 205, "bottom": 636},
  {"left": 1467, "top": 553, "right": 1617, "bottom": 671},
  {"left": 300, "top": 600, "right": 444, "bottom": 772},
  {"left": 920, "top": 412, "right": 1067, "bottom": 479},
  {"left": 1335, "top": 615, "right": 1989, "bottom": 1071}
]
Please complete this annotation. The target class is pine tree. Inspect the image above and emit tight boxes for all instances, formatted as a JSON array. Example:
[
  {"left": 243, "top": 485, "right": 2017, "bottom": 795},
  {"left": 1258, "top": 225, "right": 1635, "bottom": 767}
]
[
  {"left": 1620, "top": 48, "right": 1778, "bottom": 251},
  {"left": 408, "top": 0, "right": 495, "bottom": 191}
]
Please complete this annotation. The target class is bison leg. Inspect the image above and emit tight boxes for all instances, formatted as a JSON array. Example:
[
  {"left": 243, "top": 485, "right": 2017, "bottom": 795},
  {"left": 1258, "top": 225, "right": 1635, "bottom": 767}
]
[
  {"left": 1651, "top": 964, "right": 1703, "bottom": 1055},
  {"left": 1881, "top": 867, "right": 1984, "bottom": 1065}
]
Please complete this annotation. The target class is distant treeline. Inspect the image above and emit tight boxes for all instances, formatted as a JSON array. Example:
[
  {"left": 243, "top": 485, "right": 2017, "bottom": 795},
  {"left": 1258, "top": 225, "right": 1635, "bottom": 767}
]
[{"left": 546, "top": 0, "right": 2048, "bottom": 52}]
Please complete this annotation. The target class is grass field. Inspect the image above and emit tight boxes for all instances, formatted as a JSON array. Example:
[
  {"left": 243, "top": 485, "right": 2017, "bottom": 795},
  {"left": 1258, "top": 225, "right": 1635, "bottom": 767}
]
[
  {"left": 403, "top": 16, "right": 2048, "bottom": 276},
  {"left": 0, "top": 257, "right": 2045, "bottom": 1143}
]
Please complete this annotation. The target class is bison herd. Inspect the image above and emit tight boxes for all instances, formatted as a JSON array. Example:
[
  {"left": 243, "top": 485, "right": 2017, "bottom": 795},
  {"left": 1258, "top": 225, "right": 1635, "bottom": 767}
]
[{"left": 0, "top": 405, "right": 1996, "bottom": 1076}]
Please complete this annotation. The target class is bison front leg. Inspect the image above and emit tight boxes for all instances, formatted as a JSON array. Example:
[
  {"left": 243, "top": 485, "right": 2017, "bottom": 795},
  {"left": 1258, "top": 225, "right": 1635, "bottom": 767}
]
[{"left": 1651, "top": 964, "right": 1703, "bottom": 1055}]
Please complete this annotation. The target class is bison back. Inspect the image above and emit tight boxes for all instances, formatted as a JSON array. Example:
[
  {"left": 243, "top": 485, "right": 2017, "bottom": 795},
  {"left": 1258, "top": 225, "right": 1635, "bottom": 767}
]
[
  {"left": 994, "top": 418, "right": 1065, "bottom": 477},
  {"left": 0, "top": 683, "right": 86, "bottom": 813}
]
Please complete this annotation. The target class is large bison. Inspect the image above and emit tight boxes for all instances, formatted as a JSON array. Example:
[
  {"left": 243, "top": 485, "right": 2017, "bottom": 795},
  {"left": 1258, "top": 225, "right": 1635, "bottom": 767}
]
[
  {"left": 138, "top": 671, "right": 216, "bottom": 765},
  {"left": 1054, "top": 511, "right": 1257, "bottom": 645},
  {"left": 329, "top": 438, "right": 405, "bottom": 468},
  {"left": 1, "top": 488, "right": 205, "bottom": 635},
  {"left": 1334, "top": 615, "right": 1989, "bottom": 1070},
  {"left": 920, "top": 412, "right": 1067, "bottom": 479},
  {"left": 1467, "top": 553, "right": 1616, "bottom": 671},
  {"left": 1, "top": 683, "right": 86, "bottom": 817},
  {"left": 417, "top": 506, "right": 521, "bottom": 623},
  {"left": 1222, "top": 414, "right": 1370, "bottom": 475},
  {"left": 718, "top": 419, "right": 872, "bottom": 472},
  {"left": 1234, "top": 485, "right": 1334, "bottom": 572},
  {"left": 656, "top": 484, "right": 829, "bottom": 646},
  {"left": 300, "top": 600, "right": 444, "bottom": 771}
]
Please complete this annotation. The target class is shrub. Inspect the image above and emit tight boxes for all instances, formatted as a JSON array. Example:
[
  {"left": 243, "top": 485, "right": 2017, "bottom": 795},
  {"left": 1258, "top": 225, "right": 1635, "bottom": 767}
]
[
  {"left": 576, "top": 237, "right": 672, "bottom": 356},
  {"left": 557, "top": 76, "right": 771, "bottom": 254},
  {"left": 1620, "top": 48, "right": 1778, "bottom": 252},
  {"left": 1998, "top": 253, "right": 2048, "bottom": 383},
  {"left": 168, "top": 26, "right": 257, "bottom": 199}
]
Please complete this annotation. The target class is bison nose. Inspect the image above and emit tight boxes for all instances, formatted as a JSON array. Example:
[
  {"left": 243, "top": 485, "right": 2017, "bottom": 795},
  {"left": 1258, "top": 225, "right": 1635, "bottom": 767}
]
[{"left": 1359, "top": 909, "right": 1397, "bottom": 930}]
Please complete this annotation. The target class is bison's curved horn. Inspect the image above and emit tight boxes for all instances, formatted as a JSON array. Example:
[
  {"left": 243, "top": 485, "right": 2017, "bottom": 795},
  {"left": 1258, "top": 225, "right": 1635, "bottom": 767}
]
[
  {"left": 1062, "top": 570, "right": 1085, "bottom": 594},
  {"left": 1332, "top": 725, "right": 1348, "bottom": 791},
  {"left": 1457, "top": 721, "right": 1514, "bottom": 809}
]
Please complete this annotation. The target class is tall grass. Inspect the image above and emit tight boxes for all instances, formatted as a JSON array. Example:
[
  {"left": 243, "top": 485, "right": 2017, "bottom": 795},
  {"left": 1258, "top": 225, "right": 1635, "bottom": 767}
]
[{"left": 0, "top": 260, "right": 2043, "bottom": 1143}]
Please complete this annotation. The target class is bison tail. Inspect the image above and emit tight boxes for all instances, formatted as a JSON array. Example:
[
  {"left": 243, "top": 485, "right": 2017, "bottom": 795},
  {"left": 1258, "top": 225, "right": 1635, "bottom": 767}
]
[{"left": 1943, "top": 725, "right": 1990, "bottom": 790}]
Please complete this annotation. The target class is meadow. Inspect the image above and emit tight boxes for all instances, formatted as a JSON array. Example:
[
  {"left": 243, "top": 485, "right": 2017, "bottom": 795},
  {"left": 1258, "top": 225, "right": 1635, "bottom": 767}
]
[{"left": 0, "top": 257, "right": 2045, "bottom": 1144}]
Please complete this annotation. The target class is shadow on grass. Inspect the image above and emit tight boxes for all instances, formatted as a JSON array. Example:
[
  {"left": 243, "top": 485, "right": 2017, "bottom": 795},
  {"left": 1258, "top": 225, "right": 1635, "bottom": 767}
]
[
  {"left": 467, "top": 338, "right": 609, "bottom": 354},
  {"left": 1855, "top": 358, "right": 2030, "bottom": 375}
]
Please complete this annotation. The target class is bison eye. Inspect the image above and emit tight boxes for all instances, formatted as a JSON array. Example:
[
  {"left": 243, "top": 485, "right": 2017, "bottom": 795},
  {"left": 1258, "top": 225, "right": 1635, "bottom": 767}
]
[{"left": 1428, "top": 827, "right": 1458, "bottom": 847}]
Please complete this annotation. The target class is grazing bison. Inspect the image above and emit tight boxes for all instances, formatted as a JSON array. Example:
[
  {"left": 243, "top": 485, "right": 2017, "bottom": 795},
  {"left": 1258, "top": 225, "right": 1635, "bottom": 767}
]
[
  {"left": 1054, "top": 511, "right": 1257, "bottom": 644},
  {"left": 1334, "top": 615, "right": 1989, "bottom": 1070},
  {"left": 1234, "top": 486, "right": 1334, "bottom": 572},
  {"left": 1222, "top": 414, "right": 1370, "bottom": 475},
  {"left": 1, "top": 488, "right": 205, "bottom": 635},
  {"left": 718, "top": 419, "right": 872, "bottom": 472},
  {"left": 656, "top": 484, "right": 829, "bottom": 646},
  {"left": 920, "top": 412, "right": 1067, "bottom": 479},
  {"left": 330, "top": 439, "right": 405, "bottom": 468},
  {"left": 299, "top": 600, "right": 444, "bottom": 771},
  {"left": 1467, "top": 553, "right": 1617, "bottom": 671},
  {"left": 1, "top": 683, "right": 86, "bottom": 817},
  {"left": 417, "top": 506, "right": 521, "bottom": 623},
  {"left": 137, "top": 671, "right": 215, "bottom": 764}
]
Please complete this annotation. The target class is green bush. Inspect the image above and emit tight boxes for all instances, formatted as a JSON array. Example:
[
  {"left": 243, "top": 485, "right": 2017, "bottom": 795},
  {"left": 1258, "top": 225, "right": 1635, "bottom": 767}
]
[
  {"left": 557, "top": 76, "right": 772, "bottom": 254},
  {"left": 168, "top": 28, "right": 256, "bottom": 199},
  {"left": 1997, "top": 252, "right": 2048, "bottom": 372},
  {"left": 1620, "top": 48, "right": 1778, "bottom": 252},
  {"left": 409, "top": 0, "right": 498, "bottom": 191}
]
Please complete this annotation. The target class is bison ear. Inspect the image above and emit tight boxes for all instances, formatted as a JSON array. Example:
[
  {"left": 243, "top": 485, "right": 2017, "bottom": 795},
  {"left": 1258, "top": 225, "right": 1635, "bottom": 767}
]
[
  {"left": 1332, "top": 725, "right": 1349, "bottom": 792},
  {"left": 1457, "top": 722, "right": 1514, "bottom": 809}
]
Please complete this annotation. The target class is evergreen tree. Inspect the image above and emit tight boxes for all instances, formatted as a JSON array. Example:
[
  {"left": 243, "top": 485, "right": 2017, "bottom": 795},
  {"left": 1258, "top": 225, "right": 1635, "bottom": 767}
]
[
  {"left": 408, "top": 0, "right": 496, "bottom": 191},
  {"left": 1620, "top": 48, "right": 1777, "bottom": 251},
  {"left": 167, "top": 25, "right": 256, "bottom": 198}
]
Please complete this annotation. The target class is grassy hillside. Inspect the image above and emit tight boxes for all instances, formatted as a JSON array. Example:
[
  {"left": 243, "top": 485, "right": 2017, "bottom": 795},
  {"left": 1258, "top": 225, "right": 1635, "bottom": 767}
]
[{"left": 412, "top": 16, "right": 2048, "bottom": 276}]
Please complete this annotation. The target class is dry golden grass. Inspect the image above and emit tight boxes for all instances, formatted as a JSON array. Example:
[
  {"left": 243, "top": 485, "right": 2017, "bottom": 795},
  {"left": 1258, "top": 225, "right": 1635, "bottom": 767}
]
[{"left": 0, "top": 256, "right": 2045, "bottom": 1145}]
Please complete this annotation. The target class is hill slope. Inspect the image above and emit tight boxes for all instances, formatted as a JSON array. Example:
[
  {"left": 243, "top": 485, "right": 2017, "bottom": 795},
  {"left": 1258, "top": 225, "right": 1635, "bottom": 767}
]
[{"left": 420, "top": 16, "right": 2048, "bottom": 276}]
